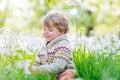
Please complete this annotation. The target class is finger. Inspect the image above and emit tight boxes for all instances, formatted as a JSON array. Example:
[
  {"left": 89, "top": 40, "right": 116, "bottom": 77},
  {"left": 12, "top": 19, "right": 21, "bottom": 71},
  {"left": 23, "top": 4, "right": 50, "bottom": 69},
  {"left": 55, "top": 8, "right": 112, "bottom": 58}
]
[
  {"left": 59, "top": 75, "right": 68, "bottom": 80},
  {"left": 59, "top": 72, "right": 67, "bottom": 78}
]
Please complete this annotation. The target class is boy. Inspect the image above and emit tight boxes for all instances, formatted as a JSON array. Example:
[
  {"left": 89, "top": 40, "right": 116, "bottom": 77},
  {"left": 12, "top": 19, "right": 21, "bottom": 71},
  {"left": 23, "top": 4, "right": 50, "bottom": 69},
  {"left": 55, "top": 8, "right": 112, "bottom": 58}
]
[{"left": 30, "top": 12, "right": 76, "bottom": 80}]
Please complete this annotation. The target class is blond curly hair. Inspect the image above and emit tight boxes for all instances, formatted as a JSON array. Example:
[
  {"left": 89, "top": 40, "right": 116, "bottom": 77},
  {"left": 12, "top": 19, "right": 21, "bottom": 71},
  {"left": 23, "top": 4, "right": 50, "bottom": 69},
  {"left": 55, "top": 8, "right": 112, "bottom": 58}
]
[{"left": 43, "top": 12, "right": 70, "bottom": 33}]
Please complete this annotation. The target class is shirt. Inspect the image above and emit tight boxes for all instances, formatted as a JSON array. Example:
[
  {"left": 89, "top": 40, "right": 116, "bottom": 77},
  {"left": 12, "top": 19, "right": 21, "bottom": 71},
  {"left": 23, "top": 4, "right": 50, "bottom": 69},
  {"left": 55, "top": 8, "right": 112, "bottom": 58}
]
[{"left": 33, "top": 34, "right": 75, "bottom": 75}]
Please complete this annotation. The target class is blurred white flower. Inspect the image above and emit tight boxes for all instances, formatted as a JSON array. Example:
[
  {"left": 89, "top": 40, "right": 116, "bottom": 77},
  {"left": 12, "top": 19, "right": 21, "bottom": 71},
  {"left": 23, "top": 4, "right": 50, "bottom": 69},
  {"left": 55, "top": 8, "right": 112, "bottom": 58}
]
[
  {"left": 0, "top": 48, "right": 10, "bottom": 55},
  {"left": 70, "top": 8, "right": 78, "bottom": 15}
]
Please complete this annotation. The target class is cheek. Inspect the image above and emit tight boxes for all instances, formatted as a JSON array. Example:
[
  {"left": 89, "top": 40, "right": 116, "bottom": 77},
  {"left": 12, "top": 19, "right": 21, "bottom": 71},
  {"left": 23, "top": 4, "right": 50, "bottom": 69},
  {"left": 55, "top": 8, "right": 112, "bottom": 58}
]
[
  {"left": 52, "top": 34, "right": 60, "bottom": 39},
  {"left": 43, "top": 30, "right": 45, "bottom": 34}
]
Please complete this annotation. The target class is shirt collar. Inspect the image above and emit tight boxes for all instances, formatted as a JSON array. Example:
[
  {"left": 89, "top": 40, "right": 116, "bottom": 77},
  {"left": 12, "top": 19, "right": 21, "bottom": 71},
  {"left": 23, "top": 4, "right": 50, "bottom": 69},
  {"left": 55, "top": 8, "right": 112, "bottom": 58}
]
[{"left": 46, "top": 34, "right": 69, "bottom": 48}]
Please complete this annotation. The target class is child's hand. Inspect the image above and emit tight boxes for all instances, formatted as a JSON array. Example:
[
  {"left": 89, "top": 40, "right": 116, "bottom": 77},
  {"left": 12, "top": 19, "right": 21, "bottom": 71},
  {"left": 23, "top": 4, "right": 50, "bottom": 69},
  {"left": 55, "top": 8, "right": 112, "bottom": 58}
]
[
  {"left": 29, "top": 65, "right": 40, "bottom": 76},
  {"left": 59, "top": 75, "right": 74, "bottom": 80},
  {"left": 58, "top": 69, "right": 76, "bottom": 80},
  {"left": 30, "top": 65, "right": 38, "bottom": 72}
]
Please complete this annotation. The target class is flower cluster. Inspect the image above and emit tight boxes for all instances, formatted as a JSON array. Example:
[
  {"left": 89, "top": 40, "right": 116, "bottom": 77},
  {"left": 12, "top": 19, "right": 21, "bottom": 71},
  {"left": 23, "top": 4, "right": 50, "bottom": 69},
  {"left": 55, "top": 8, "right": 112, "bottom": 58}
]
[
  {"left": 70, "top": 33, "right": 120, "bottom": 55},
  {"left": 0, "top": 28, "right": 41, "bottom": 55}
]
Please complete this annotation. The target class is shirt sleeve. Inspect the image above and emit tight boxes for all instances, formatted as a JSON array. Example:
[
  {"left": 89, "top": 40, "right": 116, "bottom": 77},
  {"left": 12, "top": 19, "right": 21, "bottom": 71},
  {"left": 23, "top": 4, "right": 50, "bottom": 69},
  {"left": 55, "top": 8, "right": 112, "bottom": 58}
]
[
  {"left": 32, "top": 42, "right": 47, "bottom": 66},
  {"left": 37, "top": 56, "right": 67, "bottom": 75}
]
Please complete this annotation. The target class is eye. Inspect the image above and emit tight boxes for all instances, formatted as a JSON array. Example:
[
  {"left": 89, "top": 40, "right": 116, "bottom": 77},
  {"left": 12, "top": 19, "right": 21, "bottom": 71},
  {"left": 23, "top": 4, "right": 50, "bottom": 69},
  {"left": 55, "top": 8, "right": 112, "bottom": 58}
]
[
  {"left": 43, "top": 27, "right": 46, "bottom": 31},
  {"left": 49, "top": 29, "right": 53, "bottom": 32}
]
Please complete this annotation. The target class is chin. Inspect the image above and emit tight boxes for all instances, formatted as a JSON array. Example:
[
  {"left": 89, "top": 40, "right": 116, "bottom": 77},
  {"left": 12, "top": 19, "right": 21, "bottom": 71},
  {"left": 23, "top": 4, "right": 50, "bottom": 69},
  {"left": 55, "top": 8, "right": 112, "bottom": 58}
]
[
  {"left": 45, "top": 39, "right": 50, "bottom": 42},
  {"left": 45, "top": 38, "right": 52, "bottom": 42}
]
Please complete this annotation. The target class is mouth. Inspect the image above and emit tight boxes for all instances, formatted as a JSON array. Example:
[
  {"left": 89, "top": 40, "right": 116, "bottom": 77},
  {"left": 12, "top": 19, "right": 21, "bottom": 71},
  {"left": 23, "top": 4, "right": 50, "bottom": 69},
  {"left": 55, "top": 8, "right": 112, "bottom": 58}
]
[
  {"left": 45, "top": 36, "right": 49, "bottom": 38},
  {"left": 44, "top": 36, "right": 50, "bottom": 40}
]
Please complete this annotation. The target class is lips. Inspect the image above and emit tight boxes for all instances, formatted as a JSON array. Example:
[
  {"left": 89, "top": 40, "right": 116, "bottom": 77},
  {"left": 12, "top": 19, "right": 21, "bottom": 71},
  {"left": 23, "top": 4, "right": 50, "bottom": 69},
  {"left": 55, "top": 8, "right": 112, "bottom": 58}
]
[
  {"left": 45, "top": 36, "right": 49, "bottom": 39},
  {"left": 44, "top": 36, "right": 50, "bottom": 41}
]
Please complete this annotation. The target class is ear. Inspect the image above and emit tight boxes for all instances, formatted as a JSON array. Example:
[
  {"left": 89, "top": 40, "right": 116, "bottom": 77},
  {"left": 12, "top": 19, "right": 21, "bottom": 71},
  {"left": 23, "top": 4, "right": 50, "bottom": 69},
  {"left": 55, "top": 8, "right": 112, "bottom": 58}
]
[{"left": 61, "top": 30, "right": 66, "bottom": 34}]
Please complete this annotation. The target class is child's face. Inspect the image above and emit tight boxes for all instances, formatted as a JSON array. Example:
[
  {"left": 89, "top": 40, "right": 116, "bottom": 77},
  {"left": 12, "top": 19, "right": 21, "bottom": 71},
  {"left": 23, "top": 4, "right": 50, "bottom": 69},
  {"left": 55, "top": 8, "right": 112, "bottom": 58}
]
[{"left": 43, "top": 26, "right": 64, "bottom": 42}]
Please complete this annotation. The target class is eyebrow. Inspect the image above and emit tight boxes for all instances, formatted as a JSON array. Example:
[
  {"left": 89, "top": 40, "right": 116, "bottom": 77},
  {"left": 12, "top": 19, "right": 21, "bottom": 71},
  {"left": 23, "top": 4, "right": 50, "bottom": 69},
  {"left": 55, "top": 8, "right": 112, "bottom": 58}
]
[{"left": 44, "top": 26, "right": 53, "bottom": 30}]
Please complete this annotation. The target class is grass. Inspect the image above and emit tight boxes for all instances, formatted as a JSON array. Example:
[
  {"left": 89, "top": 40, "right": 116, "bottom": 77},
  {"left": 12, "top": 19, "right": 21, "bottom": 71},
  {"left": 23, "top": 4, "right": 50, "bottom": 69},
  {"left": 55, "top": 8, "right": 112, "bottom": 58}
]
[
  {"left": 0, "top": 46, "right": 120, "bottom": 80},
  {"left": 0, "top": 49, "right": 57, "bottom": 80},
  {"left": 73, "top": 46, "right": 120, "bottom": 80}
]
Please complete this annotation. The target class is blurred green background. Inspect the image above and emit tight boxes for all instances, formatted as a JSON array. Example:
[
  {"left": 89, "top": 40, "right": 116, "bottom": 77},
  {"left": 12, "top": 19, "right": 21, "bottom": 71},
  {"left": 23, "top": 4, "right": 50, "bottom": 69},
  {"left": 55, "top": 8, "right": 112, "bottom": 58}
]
[{"left": 0, "top": 0, "right": 120, "bottom": 37}]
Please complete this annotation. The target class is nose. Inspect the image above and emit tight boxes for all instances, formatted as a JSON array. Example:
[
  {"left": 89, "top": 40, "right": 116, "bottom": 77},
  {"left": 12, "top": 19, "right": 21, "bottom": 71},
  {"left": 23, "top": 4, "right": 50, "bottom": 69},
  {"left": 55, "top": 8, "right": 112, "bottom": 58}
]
[{"left": 43, "top": 30, "right": 48, "bottom": 35}]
